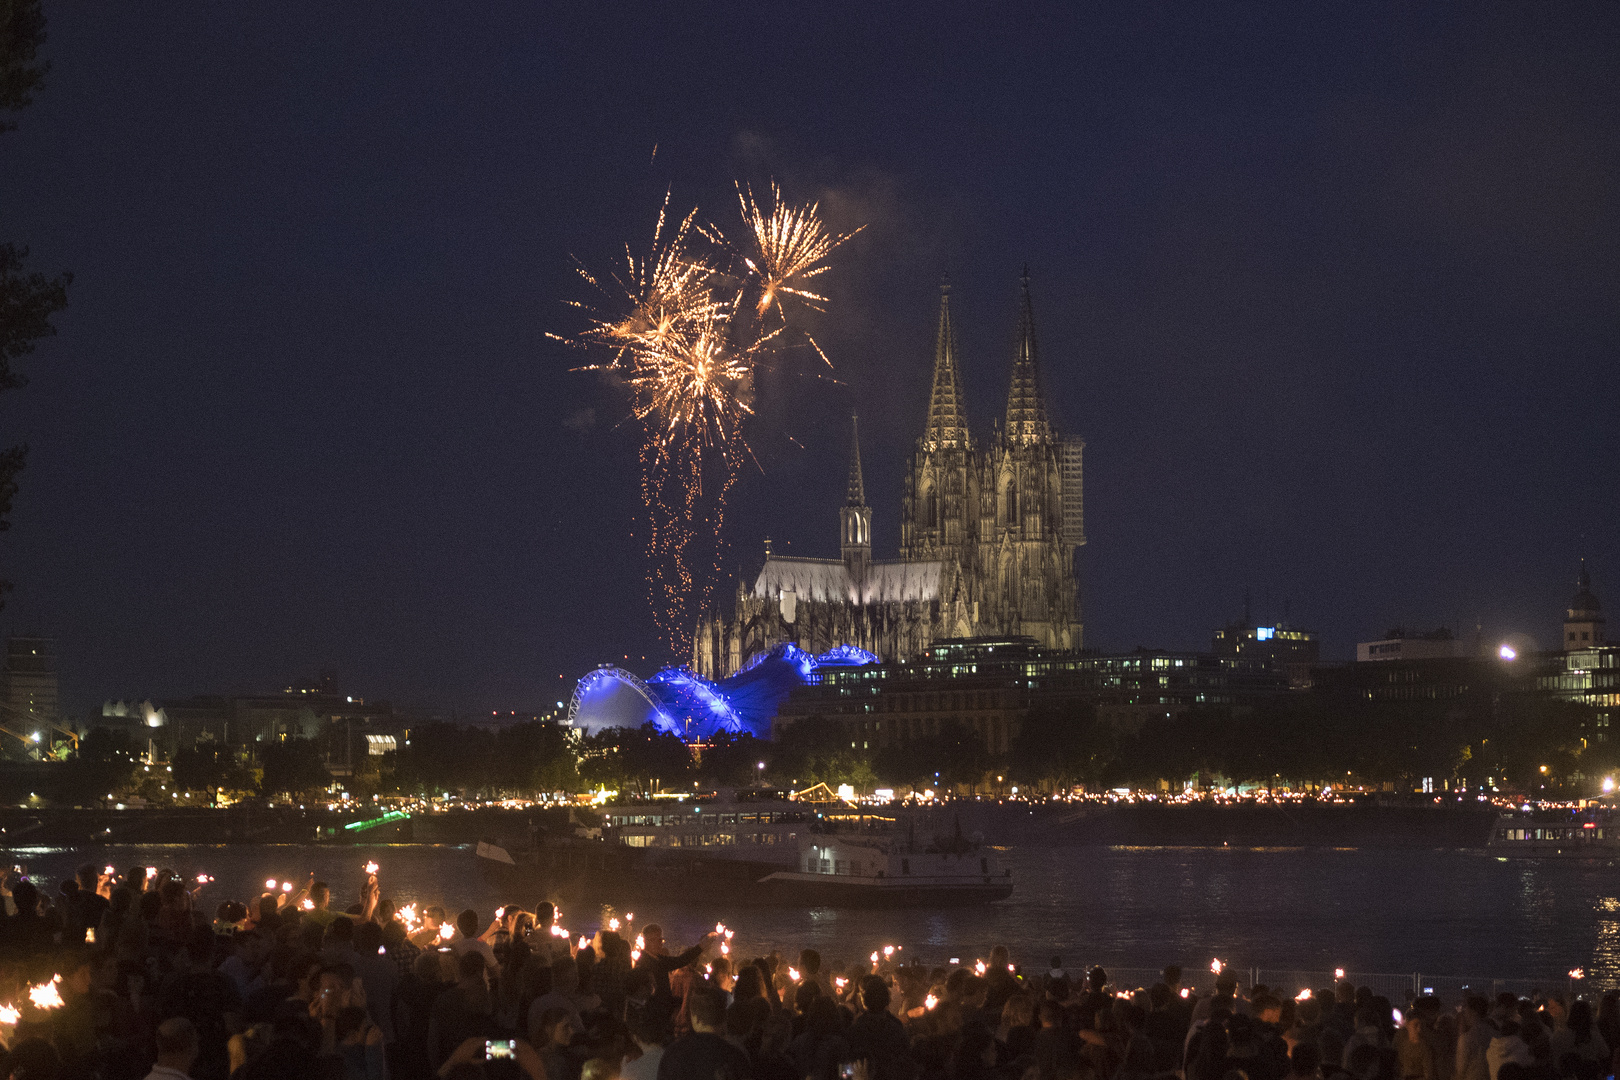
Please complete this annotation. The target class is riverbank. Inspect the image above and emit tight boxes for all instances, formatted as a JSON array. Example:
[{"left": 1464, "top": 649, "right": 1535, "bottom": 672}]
[{"left": 0, "top": 799, "right": 1501, "bottom": 849}]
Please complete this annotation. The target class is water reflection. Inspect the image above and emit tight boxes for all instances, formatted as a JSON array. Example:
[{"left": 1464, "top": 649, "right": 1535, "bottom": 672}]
[{"left": 8, "top": 843, "right": 1619, "bottom": 987}]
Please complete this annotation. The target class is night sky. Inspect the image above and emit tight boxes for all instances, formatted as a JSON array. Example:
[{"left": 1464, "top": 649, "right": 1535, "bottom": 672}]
[{"left": 0, "top": 4, "right": 1616, "bottom": 718}]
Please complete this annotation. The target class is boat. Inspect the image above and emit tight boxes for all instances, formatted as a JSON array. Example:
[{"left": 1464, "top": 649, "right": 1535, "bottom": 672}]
[
  {"left": 475, "top": 792, "right": 1013, "bottom": 907},
  {"left": 1486, "top": 805, "right": 1620, "bottom": 857}
]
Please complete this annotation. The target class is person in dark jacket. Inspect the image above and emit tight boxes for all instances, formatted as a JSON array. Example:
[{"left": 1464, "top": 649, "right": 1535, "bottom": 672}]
[
  {"left": 849, "top": 977, "right": 914, "bottom": 1080},
  {"left": 659, "top": 985, "right": 751, "bottom": 1080}
]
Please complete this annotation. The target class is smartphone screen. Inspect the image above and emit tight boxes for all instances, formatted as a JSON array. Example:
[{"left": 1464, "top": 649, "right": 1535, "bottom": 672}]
[
  {"left": 840, "top": 1064, "right": 857, "bottom": 1080},
  {"left": 485, "top": 1040, "right": 516, "bottom": 1060}
]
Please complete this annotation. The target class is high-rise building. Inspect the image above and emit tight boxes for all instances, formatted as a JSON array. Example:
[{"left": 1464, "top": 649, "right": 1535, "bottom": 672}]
[
  {"left": 1211, "top": 615, "right": 1319, "bottom": 689},
  {"left": 692, "top": 275, "right": 1085, "bottom": 677},
  {"left": 5, "top": 635, "right": 58, "bottom": 725}
]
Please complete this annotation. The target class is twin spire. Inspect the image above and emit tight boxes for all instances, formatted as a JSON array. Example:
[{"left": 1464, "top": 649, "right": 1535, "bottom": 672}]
[
  {"left": 1005, "top": 269, "right": 1052, "bottom": 446},
  {"left": 923, "top": 283, "right": 971, "bottom": 450},
  {"left": 922, "top": 273, "right": 1053, "bottom": 451},
  {"left": 846, "top": 413, "right": 866, "bottom": 507}
]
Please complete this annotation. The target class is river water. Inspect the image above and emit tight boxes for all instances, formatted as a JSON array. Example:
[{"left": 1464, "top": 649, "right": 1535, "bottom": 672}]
[{"left": 8, "top": 843, "right": 1617, "bottom": 990}]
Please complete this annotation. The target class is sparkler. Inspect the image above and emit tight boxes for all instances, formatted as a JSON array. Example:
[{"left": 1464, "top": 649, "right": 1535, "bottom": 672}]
[
  {"left": 1295, "top": 989, "right": 1312, "bottom": 1002},
  {"left": 559, "top": 183, "right": 861, "bottom": 655},
  {"left": 924, "top": 993, "right": 939, "bottom": 1011},
  {"left": 437, "top": 923, "right": 454, "bottom": 942},
  {"left": 787, "top": 967, "right": 800, "bottom": 982},
  {"left": 364, "top": 861, "right": 379, "bottom": 875},
  {"left": 0, "top": 1005, "right": 17, "bottom": 1025},
  {"left": 28, "top": 977, "right": 63, "bottom": 1010},
  {"left": 265, "top": 879, "right": 277, "bottom": 891},
  {"left": 1210, "top": 958, "right": 1223, "bottom": 975},
  {"left": 1570, "top": 967, "right": 1586, "bottom": 980}
]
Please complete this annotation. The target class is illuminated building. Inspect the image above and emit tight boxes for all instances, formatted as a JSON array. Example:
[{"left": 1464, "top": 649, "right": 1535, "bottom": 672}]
[
  {"left": 5, "top": 635, "right": 58, "bottom": 726},
  {"left": 1355, "top": 627, "right": 1473, "bottom": 663},
  {"left": 693, "top": 274, "right": 1084, "bottom": 678},
  {"left": 1564, "top": 561, "right": 1605, "bottom": 648},
  {"left": 1211, "top": 611, "right": 1319, "bottom": 689},
  {"left": 568, "top": 643, "right": 880, "bottom": 739},
  {"left": 774, "top": 637, "right": 1287, "bottom": 754},
  {"left": 1543, "top": 565, "right": 1616, "bottom": 742}
]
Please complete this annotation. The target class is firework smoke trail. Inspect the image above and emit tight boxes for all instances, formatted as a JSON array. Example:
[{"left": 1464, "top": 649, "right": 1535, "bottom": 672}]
[{"left": 560, "top": 183, "right": 859, "bottom": 658}]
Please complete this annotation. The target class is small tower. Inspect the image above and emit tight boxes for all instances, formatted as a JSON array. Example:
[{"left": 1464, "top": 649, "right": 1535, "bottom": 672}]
[
  {"left": 840, "top": 413, "right": 872, "bottom": 598},
  {"left": 1565, "top": 561, "right": 1606, "bottom": 649}
]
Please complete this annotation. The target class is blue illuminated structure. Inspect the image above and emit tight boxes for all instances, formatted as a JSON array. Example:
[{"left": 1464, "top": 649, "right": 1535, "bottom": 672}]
[{"left": 567, "top": 643, "right": 880, "bottom": 740}]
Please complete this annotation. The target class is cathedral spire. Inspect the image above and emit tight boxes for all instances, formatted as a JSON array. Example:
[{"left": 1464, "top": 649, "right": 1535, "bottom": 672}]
[
  {"left": 846, "top": 412, "right": 866, "bottom": 507},
  {"left": 1005, "top": 268, "right": 1052, "bottom": 445},
  {"left": 924, "top": 281, "right": 970, "bottom": 450}
]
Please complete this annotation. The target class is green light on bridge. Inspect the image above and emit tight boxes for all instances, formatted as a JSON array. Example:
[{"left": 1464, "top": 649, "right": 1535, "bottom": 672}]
[{"left": 343, "top": 810, "right": 409, "bottom": 833}]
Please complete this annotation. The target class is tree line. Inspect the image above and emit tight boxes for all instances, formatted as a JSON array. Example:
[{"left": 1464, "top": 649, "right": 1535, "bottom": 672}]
[{"left": 37, "top": 685, "right": 1608, "bottom": 806}]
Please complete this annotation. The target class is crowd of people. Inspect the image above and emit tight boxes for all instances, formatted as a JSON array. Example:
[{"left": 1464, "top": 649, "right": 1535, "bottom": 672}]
[{"left": 0, "top": 864, "right": 1612, "bottom": 1080}]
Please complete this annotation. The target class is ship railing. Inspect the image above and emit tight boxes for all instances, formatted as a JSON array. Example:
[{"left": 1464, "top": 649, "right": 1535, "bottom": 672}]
[{"left": 1093, "top": 967, "right": 1577, "bottom": 999}]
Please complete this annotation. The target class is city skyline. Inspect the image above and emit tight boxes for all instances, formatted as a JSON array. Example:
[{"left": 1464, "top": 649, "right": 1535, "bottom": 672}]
[{"left": 0, "top": 5, "right": 1614, "bottom": 716}]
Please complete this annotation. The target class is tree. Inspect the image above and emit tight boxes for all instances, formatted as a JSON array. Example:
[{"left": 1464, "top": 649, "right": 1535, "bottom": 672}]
[
  {"left": 57, "top": 726, "right": 141, "bottom": 804},
  {"left": 492, "top": 722, "right": 579, "bottom": 794},
  {"left": 1008, "top": 702, "right": 1110, "bottom": 792},
  {"left": 173, "top": 743, "right": 253, "bottom": 806},
  {"left": 0, "top": 1, "right": 49, "bottom": 129},
  {"left": 390, "top": 722, "right": 482, "bottom": 796},
  {"left": 769, "top": 717, "right": 873, "bottom": 789},
  {"left": 578, "top": 725, "right": 690, "bottom": 798},
  {"left": 0, "top": 2, "right": 70, "bottom": 604},
  {"left": 258, "top": 737, "right": 330, "bottom": 798},
  {"left": 698, "top": 730, "right": 769, "bottom": 788}
]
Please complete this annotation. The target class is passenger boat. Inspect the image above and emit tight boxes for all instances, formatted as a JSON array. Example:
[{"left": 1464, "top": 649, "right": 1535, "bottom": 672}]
[
  {"left": 1486, "top": 806, "right": 1620, "bottom": 857},
  {"left": 476, "top": 793, "right": 1013, "bottom": 907}
]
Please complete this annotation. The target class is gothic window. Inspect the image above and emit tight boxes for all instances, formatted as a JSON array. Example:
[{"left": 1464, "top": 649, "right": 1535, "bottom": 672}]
[{"left": 1006, "top": 484, "right": 1018, "bottom": 523}]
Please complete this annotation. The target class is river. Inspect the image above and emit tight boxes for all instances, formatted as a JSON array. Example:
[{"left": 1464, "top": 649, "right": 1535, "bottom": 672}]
[{"left": 8, "top": 843, "right": 1616, "bottom": 990}]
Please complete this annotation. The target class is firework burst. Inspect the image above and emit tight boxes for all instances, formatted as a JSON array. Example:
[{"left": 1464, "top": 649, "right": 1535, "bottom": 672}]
[{"left": 557, "top": 181, "right": 859, "bottom": 657}]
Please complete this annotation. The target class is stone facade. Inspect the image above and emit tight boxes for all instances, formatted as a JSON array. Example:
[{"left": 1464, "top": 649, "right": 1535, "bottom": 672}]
[{"left": 692, "top": 276, "right": 1084, "bottom": 678}]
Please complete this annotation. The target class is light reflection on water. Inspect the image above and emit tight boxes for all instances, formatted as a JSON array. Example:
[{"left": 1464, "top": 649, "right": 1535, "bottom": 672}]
[{"left": 7, "top": 843, "right": 1620, "bottom": 987}]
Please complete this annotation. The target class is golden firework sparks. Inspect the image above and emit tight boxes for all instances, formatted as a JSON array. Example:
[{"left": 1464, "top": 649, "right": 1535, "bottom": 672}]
[
  {"left": 734, "top": 181, "right": 862, "bottom": 318},
  {"left": 560, "top": 181, "right": 859, "bottom": 656}
]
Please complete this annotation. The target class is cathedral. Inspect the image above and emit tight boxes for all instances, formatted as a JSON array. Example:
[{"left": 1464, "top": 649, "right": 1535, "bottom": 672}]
[{"left": 692, "top": 274, "right": 1086, "bottom": 679}]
